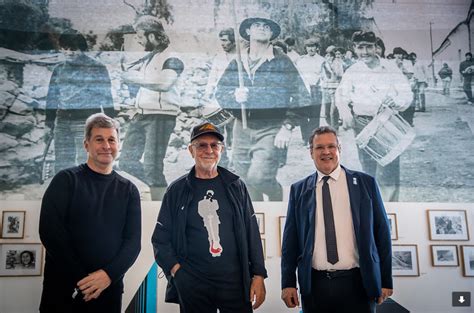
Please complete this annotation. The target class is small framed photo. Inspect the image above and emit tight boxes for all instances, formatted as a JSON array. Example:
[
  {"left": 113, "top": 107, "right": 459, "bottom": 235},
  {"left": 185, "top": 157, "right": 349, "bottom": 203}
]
[
  {"left": 460, "top": 245, "right": 474, "bottom": 277},
  {"left": 255, "top": 213, "right": 265, "bottom": 235},
  {"left": 392, "top": 244, "right": 419, "bottom": 276},
  {"left": 1, "top": 211, "right": 26, "bottom": 239},
  {"left": 430, "top": 245, "right": 458, "bottom": 267},
  {"left": 427, "top": 210, "right": 469, "bottom": 241},
  {"left": 261, "top": 238, "right": 266, "bottom": 259},
  {"left": 279, "top": 216, "right": 286, "bottom": 250},
  {"left": 387, "top": 213, "right": 398, "bottom": 240},
  {"left": 0, "top": 243, "right": 43, "bottom": 277}
]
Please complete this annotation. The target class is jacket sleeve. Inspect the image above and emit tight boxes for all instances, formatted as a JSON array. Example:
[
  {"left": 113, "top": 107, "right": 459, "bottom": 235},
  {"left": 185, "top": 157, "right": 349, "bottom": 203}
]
[
  {"left": 370, "top": 177, "right": 393, "bottom": 289},
  {"left": 39, "top": 171, "right": 88, "bottom": 283},
  {"left": 215, "top": 60, "right": 240, "bottom": 110},
  {"left": 281, "top": 184, "right": 299, "bottom": 289},
  {"left": 241, "top": 182, "right": 267, "bottom": 278},
  {"left": 103, "top": 184, "right": 142, "bottom": 283},
  {"left": 151, "top": 189, "right": 179, "bottom": 275}
]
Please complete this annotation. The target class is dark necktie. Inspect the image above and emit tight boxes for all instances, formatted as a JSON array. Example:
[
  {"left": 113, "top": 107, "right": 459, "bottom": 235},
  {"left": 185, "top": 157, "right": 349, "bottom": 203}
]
[{"left": 322, "top": 176, "right": 339, "bottom": 264}]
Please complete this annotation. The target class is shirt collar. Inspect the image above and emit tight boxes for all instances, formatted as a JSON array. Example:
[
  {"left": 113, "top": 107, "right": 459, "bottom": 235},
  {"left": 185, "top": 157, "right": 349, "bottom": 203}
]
[{"left": 316, "top": 165, "right": 342, "bottom": 183}]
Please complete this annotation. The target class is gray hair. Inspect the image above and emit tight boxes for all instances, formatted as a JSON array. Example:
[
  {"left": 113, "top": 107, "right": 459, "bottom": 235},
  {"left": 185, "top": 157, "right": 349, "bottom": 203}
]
[
  {"left": 84, "top": 113, "right": 119, "bottom": 141},
  {"left": 308, "top": 126, "right": 339, "bottom": 148}
]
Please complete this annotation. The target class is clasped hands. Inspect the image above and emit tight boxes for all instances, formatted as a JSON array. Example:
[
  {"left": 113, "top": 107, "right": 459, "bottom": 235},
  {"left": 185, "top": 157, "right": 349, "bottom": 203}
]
[{"left": 77, "top": 269, "right": 111, "bottom": 302}]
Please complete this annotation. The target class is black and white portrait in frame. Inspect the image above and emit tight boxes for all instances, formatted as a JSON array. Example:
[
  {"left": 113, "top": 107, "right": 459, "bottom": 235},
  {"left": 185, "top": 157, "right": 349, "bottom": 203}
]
[{"left": 0, "top": 243, "right": 43, "bottom": 277}]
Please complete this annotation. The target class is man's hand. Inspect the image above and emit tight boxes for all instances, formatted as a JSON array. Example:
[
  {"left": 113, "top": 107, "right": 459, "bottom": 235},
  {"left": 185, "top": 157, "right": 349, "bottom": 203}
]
[
  {"left": 281, "top": 287, "right": 299, "bottom": 308},
  {"left": 77, "top": 269, "right": 111, "bottom": 302},
  {"left": 250, "top": 275, "right": 266, "bottom": 310},
  {"left": 377, "top": 288, "right": 393, "bottom": 304},
  {"left": 274, "top": 126, "right": 292, "bottom": 149},
  {"left": 170, "top": 263, "right": 181, "bottom": 277},
  {"left": 341, "top": 116, "right": 354, "bottom": 130},
  {"left": 234, "top": 87, "right": 249, "bottom": 104},
  {"left": 382, "top": 95, "right": 407, "bottom": 111}
]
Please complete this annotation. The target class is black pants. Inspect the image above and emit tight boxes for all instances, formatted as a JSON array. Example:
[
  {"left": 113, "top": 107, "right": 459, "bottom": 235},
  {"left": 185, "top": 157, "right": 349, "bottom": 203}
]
[
  {"left": 173, "top": 268, "right": 252, "bottom": 313},
  {"left": 301, "top": 268, "right": 376, "bottom": 313}
]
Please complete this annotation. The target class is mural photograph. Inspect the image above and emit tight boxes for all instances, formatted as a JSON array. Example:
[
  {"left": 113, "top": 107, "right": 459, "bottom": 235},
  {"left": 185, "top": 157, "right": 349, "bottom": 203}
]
[{"left": 0, "top": 0, "right": 473, "bottom": 202}]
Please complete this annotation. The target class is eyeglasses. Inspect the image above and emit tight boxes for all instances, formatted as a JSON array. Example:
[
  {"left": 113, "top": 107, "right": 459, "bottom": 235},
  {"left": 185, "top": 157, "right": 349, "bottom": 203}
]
[{"left": 192, "top": 142, "right": 224, "bottom": 151}]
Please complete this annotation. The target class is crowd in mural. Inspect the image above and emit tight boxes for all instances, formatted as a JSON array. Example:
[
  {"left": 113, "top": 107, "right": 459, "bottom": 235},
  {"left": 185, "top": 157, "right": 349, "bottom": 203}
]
[{"left": 33, "top": 13, "right": 472, "bottom": 203}]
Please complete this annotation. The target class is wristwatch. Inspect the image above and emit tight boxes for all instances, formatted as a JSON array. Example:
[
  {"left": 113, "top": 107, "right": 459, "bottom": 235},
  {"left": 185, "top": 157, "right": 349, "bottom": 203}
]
[{"left": 283, "top": 123, "right": 294, "bottom": 131}]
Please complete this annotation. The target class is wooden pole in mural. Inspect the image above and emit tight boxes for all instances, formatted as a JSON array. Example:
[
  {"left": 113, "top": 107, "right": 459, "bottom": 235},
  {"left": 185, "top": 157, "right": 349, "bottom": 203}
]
[{"left": 230, "top": 0, "right": 247, "bottom": 129}]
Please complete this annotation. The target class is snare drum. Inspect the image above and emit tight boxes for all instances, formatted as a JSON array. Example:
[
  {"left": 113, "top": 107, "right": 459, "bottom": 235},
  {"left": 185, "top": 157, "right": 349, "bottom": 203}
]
[
  {"left": 201, "top": 106, "right": 234, "bottom": 127},
  {"left": 355, "top": 106, "right": 415, "bottom": 167}
]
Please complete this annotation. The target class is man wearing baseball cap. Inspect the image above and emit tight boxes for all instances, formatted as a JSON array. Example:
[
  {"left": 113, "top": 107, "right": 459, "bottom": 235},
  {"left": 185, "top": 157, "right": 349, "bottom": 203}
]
[
  {"left": 152, "top": 121, "right": 267, "bottom": 312},
  {"left": 215, "top": 17, "right": 310, "bottom": 201}
]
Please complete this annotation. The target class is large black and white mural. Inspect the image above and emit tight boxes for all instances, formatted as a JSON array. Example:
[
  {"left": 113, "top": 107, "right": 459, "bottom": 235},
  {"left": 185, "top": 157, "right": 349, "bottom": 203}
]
[{"left": 0, "top": 0, "right": 473, "bottom": 202}]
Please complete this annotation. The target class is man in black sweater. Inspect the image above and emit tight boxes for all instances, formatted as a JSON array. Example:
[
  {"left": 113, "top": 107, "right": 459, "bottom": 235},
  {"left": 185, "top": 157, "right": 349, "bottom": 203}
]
[{"left": 39, "top": 113, "right": 141, "bottom": 313}]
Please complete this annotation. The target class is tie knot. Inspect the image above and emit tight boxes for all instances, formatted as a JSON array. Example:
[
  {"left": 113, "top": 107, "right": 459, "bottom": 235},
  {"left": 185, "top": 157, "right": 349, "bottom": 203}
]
[{"left": 322, "top": 176, "right": 331, "bottom": 183}]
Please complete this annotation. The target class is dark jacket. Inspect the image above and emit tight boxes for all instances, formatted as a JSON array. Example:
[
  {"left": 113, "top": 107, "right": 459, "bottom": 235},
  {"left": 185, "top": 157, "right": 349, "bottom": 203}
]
[
  {"left": 151, "top": 166, "right": 267, "bottom": 303},
  {"left": 46, "top": 53, "right": 115, "bottom": 128},
  {"left": 281, "top": 166, "right": 392, "bottom": 298},
  {"left": 215, "top": 46, "right": 310, "bottom": 124}
]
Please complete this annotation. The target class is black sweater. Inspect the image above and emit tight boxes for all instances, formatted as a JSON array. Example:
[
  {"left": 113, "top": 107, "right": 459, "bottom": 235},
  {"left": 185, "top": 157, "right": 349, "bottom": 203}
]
[{"left": 39, "top": 164, "right": 141, "bottom": 298}]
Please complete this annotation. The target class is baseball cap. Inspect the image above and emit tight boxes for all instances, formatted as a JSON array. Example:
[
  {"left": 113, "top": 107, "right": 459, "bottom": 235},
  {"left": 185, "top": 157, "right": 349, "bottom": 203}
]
[{"left": 190, "top": 122, "right": 224, "bottom": 142}]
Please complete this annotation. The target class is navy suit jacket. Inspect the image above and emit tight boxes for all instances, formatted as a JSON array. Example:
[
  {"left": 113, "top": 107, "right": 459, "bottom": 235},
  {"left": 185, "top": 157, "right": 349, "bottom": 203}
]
[{"left": 281, "top": 166, "right": 392, "bottom": 298}]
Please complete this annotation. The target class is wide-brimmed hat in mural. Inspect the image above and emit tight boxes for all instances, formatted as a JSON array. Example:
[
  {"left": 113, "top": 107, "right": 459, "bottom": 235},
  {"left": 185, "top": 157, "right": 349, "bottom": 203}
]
[{"left": 239, "top": 17, "right": 281, "bottom": 41}]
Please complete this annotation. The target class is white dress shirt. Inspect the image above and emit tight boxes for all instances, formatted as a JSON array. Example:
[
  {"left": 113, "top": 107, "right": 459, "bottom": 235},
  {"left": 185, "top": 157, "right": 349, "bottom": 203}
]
[{"left": 312, "top": 165, "right": 359, "bottom": 270}]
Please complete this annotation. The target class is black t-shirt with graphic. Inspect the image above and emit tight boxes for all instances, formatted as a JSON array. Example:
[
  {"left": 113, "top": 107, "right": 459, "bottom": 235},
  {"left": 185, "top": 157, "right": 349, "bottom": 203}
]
[{"left": 184, "top": 175, "right": 241, "bottom": 283}]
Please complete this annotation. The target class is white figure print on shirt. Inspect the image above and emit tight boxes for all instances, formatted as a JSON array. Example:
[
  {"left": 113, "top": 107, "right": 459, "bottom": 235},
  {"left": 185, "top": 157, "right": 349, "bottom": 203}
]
[{"left": 198, "top": 190, "right": 223, "bottom": 257}]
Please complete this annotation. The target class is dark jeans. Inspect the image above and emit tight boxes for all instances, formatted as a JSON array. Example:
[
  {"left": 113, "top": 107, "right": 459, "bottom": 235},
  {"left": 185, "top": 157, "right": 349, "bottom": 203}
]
[
  {"left": 463, "top": 77, "right": 473, "bottom": 101},
  {"left": 173, "top": 268, "right": 252, "bottom": 313},
  {"left": 301, "top": 268, "right": 376, "bottom": 313},
  {"left": 120, "top": 114, "right": 176, "bottom": 187},
  {"left": 299, "top": 85, "right": 322, "bottom": 144},
  {"left": 353, "top": 115, "right": 400, "bottom": 201},
  {"left": 231, "top": 118, "right": 283, "bottom": 201},
  {"left": 40, "top": 281, "right": 123, "bottom": 313}
]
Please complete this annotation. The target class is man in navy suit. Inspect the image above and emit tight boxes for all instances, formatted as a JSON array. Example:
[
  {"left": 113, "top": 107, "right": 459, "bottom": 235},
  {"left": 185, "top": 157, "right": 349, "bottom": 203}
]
[{"left": 281, "top": 126, "right": 393, "bottom": 313}]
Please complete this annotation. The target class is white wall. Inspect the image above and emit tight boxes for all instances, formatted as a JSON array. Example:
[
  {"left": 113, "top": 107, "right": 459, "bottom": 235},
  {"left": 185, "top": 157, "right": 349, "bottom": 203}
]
[{"left": 1, "top": 201, "right": 473, "bottom": 313}]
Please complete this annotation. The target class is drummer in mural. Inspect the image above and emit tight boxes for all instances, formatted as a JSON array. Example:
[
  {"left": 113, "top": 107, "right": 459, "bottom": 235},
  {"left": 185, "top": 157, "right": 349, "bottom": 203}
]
[
  {"left": 215, "top": 17, "right": 310, "bottom": 201},
  {"left": 335, "top": 31, "right": 413, "bottom": 201}
]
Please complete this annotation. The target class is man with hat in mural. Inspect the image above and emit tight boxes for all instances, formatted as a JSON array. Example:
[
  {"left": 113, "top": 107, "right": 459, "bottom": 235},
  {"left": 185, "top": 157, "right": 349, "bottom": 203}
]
[
  {"left": 152, "top": 121, "right": 267, "bottom": 313},
  {"left": 120, "top": 15, "right": 185, "bottom": 200},
  {"left": 215, "top": 17, "right": 310, "bottom": 201},
  {"left": 335, "top": 30, "right": 413, "bottom": 202}
]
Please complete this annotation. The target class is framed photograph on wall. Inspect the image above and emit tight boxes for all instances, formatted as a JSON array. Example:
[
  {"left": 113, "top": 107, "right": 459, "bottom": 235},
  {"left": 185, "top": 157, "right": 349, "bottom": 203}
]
[
  {"left": 255, "top": 213, "right": 265, "bottom": 235},
  {"left": 261, "top": 238, "right": 266, "bottom": 259},
  {"left": 1, "top": 211, "right": 26, "bottom": 239},
  {"left": 430, "top": 245, "right": 458, "bottom": 267},
  {"left": 387, "top": 213, "right": 398, "bottom": 240},
  {"left": 427, "top": 210, "right": 469, "bottom": 241},
  {"left": 392, "top": 244, "right": 419, "bottom": 277},
  {"left": 460, "top": 245, "right": 474, "bottom": 277},
  {"left": 0, "top": 243, "right": 43, "bottom": 277},
  {"left": 279, "top": 216, "right": 286, "bottom": 251}
]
